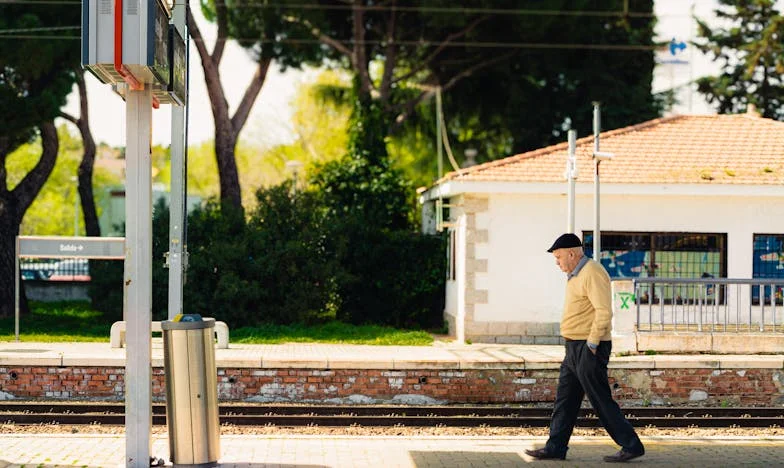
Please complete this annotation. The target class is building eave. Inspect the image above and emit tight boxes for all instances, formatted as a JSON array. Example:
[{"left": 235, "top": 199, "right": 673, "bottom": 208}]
[{"left": 419, "top": 181, "right": 784, "bottom": 203}]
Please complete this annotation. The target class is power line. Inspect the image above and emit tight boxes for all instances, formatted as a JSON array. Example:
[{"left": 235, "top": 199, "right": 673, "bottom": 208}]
[
  {"left": 0, "top": 34, "right": 659, "bottom": 51},
  {"left": 0, "top": 0, "right": 656, "bottom": 17},
  {"left": 0, "top": 34, "right": 658, "bottom": 50},
  {"left": 0, "top": 34, "right": 78, "bottom": 39},
  {"left": 200, "top": 37, "right": 659, "bottom": 51},
  {"left": 0, "top": 0, "right": 79, "bottom": 3},
  {"left": 229, "top": 3, "right": 655, "bottom": 18},
  {"left": 0, "top": 25, "right": 79, "bottom": 34}
]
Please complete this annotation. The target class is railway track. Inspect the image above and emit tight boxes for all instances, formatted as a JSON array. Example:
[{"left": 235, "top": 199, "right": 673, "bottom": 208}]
[{"left": 0, "top": 402, "right": 781, "bottom": 428}]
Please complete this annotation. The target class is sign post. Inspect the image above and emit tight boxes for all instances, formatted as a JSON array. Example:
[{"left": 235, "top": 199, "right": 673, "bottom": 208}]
[{"left": 15, "top": 236, "right": 125, "bottom": 342}]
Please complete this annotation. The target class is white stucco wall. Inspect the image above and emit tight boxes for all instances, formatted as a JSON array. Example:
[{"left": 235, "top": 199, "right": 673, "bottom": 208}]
[
  {"left": 472, "top": 191, "right": 784, "bottom": 325},
  {"left": 444, "top": 210, "right": 466, "bottom": 342}
]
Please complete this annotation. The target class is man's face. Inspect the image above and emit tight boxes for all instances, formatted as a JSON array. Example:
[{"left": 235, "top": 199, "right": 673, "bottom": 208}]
[{"left": 553, "top": 248, "right": 580, "bottom": 274}]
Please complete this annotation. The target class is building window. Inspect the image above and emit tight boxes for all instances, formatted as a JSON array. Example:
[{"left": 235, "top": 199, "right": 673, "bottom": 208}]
[
  {"left": 584, "top": 231, "right": 727, "bottom": 304},
  {"left": 752, "top": 234, "right": 784, "bottom": 305},
  {"left": 583, "top": 231, "right": 727, "bottom": 279}
]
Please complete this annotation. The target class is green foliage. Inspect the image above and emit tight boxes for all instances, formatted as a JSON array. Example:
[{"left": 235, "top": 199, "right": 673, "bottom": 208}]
[
  {"left": 243, "top": 183, "right": 339, "bottom": 324},
  {"left": 182, "top": 184, "right": 340, "bottom": 327},
  {"left": 199, "top": 0, "right": 325, "bottom": 67},
  {"left": 0, "top": 2, "right": 79, "bottom": 151},
  {"left": 329, "top": 225, "right": 447, "bottom": 329},
  {"left": 438, "top": 0, "right": 661, "bottom": 154},
  {"left": 10, "top": 126, "right": 121, "bottom": 236},
  {"left": 91, "top": 180, "right": 444, "bottom": 331},
  {"left": 88, "top": 259, "right": 124, "bottom": 323},
  {"left": 694, "top": 0, "right": 784, "bottom": 119},
  {"left": 232, "top": 321, "right": 433, "bottom": 345},
  {"left": 89, "top": 80, "right": 445, "bottom": 330},
  {"left": 308, "top": 83, "right": 444, "bottom": 328},
  {"left": 311, "top": 88, "right": 414, "bottom": 231},
  {"left": 311, "top": 155, "right": 413, "bottom": 232}
]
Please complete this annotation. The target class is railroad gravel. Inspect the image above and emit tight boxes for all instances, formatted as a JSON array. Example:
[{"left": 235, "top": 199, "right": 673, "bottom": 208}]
[{"left": 1, "top": 423, "right": 781, "bottom": 438}]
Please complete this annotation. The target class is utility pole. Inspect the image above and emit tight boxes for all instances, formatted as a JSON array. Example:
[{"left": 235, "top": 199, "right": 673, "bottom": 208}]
[
  {"left": 592, "top": 102, "right": 613, "bottom": 261},
  {"left": 565, "top": 129, "right": 577, "bottom": 234},
  {"left": 125, "top": 85, "right": 153, "bottom": 468},
  {"left": 167, "top": 0, "right": 189, "bottom": 319}
]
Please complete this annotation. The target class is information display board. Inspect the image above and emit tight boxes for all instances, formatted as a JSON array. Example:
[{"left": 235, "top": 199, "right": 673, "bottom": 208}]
[{"left": 167, "top": 25, "right": 187, "bottom": 105}]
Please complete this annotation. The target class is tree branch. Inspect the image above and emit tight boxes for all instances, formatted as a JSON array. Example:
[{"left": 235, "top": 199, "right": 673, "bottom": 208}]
[
  {"left": 440, "top": 51, "right": 514, "bottom": 92},
  {"left": 231, "top": 58, "right": 272, "bottom": 137},
  {"left": 353, "top": 0, "right": 373, "bottom": 97},
  {"left": 14, "top": 121, "right": 58, "bottom": 217},
  {"left": 213, "top": 0, "right": 229, "bottom": 66},
  {"left": 188, "top": 5, "right": 230, "bottom": 120},
  {"left": 282, "top": 14, "right": 353, "bottom": 57},
  {"left": 393, "top": 15, "right": 490, "bottom": 86},
  {"left": 59, "top": 112, "right": 78, "bottom": 125},
  {"left": 188, "top": 6, "right": 216, "bottom": 71},
  {"left": 379, "top": 1, "right": 398, "bottom": 102},
  {"left": 392, "top": 51, "right": 515, "bottom": 130}
]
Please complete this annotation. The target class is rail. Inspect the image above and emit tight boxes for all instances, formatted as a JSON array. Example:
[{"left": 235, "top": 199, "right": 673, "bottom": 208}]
[
  {"left": 632, "top": 278, "right": 784, "bottom": 333},
  {"left": 0, "top": 402, "right": 781, "bottom": 428}
]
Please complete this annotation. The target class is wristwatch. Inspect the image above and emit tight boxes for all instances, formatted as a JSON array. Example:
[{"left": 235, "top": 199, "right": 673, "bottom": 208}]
[{"left": 587, "top": 342, "right": 598, "bottom": 350}]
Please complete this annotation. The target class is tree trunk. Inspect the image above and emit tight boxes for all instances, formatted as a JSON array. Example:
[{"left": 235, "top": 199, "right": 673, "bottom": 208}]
[
  {"left": 74, "top": 74, "right": 101, "bottom": 237},
  {"left": 188, "top": 6, "right": 270, "bottom": 213},
  {"left": 214, "top": 125, "right": 241, "bottom": 209},
  {"left": 0, "top": 121, "right": 59, "bottom": 318}
]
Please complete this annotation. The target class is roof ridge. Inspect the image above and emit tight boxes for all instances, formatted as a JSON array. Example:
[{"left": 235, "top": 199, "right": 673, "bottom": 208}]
[{"left": 440, "top": 115, "right": 685, "bottom": 183}]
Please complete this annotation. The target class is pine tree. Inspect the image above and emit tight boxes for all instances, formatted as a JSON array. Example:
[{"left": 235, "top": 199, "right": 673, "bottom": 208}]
[{"left": 694, "top": 0, "right": 784, "bottom": 119}]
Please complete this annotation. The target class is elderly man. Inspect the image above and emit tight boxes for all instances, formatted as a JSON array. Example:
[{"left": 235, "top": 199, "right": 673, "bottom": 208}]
[{"left": 525, "top": 233, "right": 645, "bottom": 463}]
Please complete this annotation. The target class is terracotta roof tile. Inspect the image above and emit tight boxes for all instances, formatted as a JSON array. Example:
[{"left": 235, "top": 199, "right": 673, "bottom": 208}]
[{"left": 441, "top": 114, "right": 784, "bottom": 185}]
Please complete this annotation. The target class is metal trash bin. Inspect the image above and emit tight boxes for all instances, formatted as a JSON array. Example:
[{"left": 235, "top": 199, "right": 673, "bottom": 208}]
[{"left": 161, "top": 315, "right": 220, "bottom": 467}]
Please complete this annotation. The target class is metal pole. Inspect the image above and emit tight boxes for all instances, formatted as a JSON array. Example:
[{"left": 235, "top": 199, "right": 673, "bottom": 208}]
[
  {"left": 436, "top": 86, "right": 443, "bottom": 180},
  {"left": 566, "top": 129, "right": 577, "bottom": 233},
  {"left": 168, "top": 0, "right": 188, "bottom": 320},
  {"left": 592, "top": 102, "right": 601, "bottom": 261},
  {"left": 125, "top": 86, "right": 153, "bottom": 468},
  {"left": 14, "top": 236, "right": 20, "bottom": 342}
]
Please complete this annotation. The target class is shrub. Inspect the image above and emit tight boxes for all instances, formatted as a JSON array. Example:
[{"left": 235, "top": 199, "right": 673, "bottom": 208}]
[{"left": 331, "top": 223, "right": 446, "bottom": 328}]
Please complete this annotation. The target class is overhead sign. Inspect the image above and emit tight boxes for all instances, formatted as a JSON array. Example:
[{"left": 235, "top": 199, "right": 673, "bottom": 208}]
[{"left": 18, "top": 236, "right": 125, "bottom": 259}]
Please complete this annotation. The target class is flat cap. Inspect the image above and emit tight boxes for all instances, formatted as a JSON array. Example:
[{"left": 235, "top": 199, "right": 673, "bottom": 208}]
[{"left": 547, "top": 233, "right": 583, "bottom": 252}]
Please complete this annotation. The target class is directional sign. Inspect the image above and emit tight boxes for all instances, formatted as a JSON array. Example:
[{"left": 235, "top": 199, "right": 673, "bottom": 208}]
[{"left": 18, "top": 236, "right": 125, "bottom": 259}]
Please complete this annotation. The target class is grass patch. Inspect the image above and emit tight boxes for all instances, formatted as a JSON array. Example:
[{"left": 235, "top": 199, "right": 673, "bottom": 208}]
[
  {"left": 232, "top": 321, "right": 434, "bottom": 346},
  {"left": 0, "top": 302, "right": 434, "bottom": 346},
  {"left": 0, "top": 301, "right": 113, "bottom": 342}
]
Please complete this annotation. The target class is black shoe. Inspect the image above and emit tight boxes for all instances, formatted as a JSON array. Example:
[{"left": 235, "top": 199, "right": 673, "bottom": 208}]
[
  {"left": 525, "top": 447, "right": 566, "bottom": 460},
  {"left": 603, "top": 449, "right": 644, "bottom": 463}
]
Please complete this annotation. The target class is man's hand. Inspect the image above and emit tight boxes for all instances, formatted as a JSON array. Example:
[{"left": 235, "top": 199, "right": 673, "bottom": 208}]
[
  {"left": 589, "top": 347, "right": 597, "bottom": 355},
  {"left": 587, "top": 342, "right": 598, "bottom": 355}
]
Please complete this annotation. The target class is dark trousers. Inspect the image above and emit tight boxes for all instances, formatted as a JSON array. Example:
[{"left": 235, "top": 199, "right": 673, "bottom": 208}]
[{"left": 544, "top": 340, "right": 644, "bottom": 456}]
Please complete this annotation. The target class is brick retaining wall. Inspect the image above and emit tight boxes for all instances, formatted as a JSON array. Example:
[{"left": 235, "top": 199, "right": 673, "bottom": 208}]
[{"left": 1, "top": 366, "right": 782, "bottom": 406}]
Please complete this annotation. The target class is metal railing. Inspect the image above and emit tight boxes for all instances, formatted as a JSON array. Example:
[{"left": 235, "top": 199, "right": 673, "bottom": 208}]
[{"left": 633, "top": 278, "right": 784, "bottom": 333}]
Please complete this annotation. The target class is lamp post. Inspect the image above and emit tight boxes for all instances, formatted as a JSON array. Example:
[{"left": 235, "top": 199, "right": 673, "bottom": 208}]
[
  {"left": 463, "top": 148, "right": 478, "bottom": 168},
  {"left": 592, "top": 103, "right": 613, "bottom": 261},
  {"left": 285, "top": 160, "right": 304, "bottom": 193},
  {"left": 565, "top": 130, "right": 577, "bottom": 233}
]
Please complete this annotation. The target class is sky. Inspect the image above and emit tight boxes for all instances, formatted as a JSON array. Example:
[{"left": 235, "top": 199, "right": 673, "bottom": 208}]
[{"left": 64, "top": 1, "right": 779, "bottom": 149}]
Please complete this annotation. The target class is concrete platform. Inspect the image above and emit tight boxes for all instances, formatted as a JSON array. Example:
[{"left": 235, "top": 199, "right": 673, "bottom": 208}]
[
  {"left": 2, "top": 433, "right": 784, "bottom": 467},
  {"left": 1, "top": 340, "right": 782, "bottom": 370}
]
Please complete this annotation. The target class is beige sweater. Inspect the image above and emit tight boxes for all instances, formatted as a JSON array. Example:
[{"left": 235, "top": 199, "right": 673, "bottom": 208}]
[{"left": 560, "top": 258, "right": 613, "bottom": 344}]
